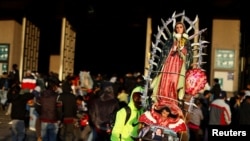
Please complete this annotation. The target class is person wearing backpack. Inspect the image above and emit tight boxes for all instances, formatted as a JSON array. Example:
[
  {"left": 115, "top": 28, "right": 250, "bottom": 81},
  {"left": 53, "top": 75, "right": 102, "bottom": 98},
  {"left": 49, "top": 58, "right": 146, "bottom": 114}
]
[
  {"left": 88, "top": 81, "right": 120, "bottom": 141},
  {"left": 110, "top": 87, "right": 144, "bottom": 141}
]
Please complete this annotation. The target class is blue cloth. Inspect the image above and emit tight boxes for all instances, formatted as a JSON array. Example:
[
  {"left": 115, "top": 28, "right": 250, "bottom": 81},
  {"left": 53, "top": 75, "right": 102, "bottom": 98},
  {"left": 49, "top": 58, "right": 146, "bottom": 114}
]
[{"left": 0, "top": 90, "right": 7, "bottom": 104}]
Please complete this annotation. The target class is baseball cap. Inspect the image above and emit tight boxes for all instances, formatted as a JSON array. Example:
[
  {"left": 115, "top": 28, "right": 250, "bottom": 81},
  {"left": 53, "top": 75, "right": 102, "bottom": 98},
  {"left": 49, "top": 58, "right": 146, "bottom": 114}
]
[{"left": 218, "top": 91, "right": 227, "bottom": 98}]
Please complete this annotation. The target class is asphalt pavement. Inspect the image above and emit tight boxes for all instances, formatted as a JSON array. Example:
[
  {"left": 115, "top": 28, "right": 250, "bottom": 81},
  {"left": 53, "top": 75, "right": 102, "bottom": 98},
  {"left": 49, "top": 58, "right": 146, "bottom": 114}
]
[{"left": 0, "top": 107, "right": 37, "bottom": 141}]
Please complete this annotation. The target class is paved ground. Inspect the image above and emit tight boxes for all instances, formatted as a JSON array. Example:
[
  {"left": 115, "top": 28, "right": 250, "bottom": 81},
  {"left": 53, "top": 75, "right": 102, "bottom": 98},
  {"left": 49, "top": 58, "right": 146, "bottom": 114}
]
[{"left": 0, "top": 107, "right": 37, "bottom": 141}]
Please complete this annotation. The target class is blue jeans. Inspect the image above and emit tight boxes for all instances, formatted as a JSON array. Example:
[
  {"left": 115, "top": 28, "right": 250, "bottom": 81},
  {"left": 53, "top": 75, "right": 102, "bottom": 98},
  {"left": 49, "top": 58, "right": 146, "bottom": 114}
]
[
  {"left": 41, "top": 122, "right": 59, "bottom": 141},
  {"left": 29, "top": 107, "right": 38, "bottom": 130},
  {"left": 11, "top": 120, "right": 26, "bottom": 141}
]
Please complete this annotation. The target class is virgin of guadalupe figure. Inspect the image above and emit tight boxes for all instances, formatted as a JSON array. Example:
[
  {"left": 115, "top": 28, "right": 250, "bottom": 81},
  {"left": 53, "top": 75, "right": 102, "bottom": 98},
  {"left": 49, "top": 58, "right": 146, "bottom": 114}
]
[
  {"left": 151, "top": 21, "right": 193, "bottom": 116},
  {"left": 139, "top": 11, "right": 208, "bottom": 141}
]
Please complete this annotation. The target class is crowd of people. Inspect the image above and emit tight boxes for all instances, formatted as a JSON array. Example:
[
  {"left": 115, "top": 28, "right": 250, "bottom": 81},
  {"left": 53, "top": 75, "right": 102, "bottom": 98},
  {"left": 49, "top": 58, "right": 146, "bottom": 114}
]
[
  {"left": 187, "top": 79, "right": 250, "bottom": 141},
  {"left": 0, "top": 64, "right": 249, "bottom": 141},
  {"left": 0, "top": 63, "right": 148, "bottom": 141}
]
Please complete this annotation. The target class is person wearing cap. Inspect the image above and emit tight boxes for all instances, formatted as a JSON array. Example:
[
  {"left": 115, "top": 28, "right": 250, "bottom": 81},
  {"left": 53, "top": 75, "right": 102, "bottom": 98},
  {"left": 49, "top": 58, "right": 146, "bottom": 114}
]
[
  {"left": 208, "top": 91, "right": 231, "bottom": 125},
  {"left": 88, "top": 81, "right": 120, "bottom": 141},
  {"left": 36, "top": 81, "right": 61, "bottom": 141}
]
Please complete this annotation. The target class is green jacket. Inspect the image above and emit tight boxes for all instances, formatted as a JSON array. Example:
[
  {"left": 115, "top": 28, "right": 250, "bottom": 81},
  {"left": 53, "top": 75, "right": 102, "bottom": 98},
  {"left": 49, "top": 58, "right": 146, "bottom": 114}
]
[{"left": 111, "top": 86, "right": 144, "bottom": 141}]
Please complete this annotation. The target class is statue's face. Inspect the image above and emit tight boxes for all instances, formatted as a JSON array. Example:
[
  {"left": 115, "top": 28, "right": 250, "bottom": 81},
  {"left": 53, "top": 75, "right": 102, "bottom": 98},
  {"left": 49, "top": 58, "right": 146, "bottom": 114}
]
[
  {"left": 161, "top": 109, "right": 170, "bottom": 118},
  {"left": 175, "top": 23, "right": 184, "bottom": 34}
]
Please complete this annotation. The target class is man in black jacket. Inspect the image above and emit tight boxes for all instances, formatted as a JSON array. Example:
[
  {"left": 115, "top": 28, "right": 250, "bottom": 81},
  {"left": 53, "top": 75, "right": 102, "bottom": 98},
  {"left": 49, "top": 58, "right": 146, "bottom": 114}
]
[
  {"left": 210, "top": 78, "right": 222, "bottom": 100},
  {"left": 57, "top": 85, "right": 79, "bottom": 141},
  {"left": 7, "top": 84, "right": 34, "bottom": 141}
]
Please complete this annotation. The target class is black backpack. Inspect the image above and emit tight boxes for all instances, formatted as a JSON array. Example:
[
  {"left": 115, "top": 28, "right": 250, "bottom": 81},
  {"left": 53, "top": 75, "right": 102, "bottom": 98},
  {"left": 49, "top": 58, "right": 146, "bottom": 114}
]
[{"left": 110, "top": 105, "right": 131, "bottom": 129}]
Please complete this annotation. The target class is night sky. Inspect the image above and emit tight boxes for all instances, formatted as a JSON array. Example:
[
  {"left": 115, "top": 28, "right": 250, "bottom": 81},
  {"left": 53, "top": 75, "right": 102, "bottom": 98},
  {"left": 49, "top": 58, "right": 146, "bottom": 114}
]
[
  {"left": 70, "top": 10, "right": 212, "bottom": 77},
  {"left": 74, "top": 19, "right": 147, "bottom": 77},
  {"left": 0, "top": 0, "right": 243, "bottom": 78},
  {"left": 37, "top": 15, "right": 147, "bottom": 77},
  {"left": 36, "top": 10, "right": 212, "bottom": 78}
]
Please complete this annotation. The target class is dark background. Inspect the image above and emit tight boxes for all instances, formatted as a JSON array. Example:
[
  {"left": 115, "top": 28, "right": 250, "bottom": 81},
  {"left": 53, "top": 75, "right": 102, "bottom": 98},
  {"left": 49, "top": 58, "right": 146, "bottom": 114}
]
[{"left": 0, "top": 0, "right": 245, "bottom": 78}]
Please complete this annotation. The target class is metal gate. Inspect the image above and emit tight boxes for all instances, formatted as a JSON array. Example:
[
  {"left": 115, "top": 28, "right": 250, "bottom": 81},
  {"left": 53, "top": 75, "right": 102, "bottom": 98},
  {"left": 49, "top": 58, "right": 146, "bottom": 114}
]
[
  {"left": 20, "top": 17, "right": 40, "bottom": 78},
  {"left": 59, "top": 17, "right": 76, "bottom": 81}
]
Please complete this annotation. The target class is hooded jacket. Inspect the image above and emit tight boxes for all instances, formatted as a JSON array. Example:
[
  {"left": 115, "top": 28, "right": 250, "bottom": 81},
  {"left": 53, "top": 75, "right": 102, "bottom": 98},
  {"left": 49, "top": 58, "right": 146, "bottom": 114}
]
[
  {"left": 88, "top": 81, "right": 120, "bottom": 131},
  {"left": 111, "top": 86, "right": 144, "bottom": 141}
]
